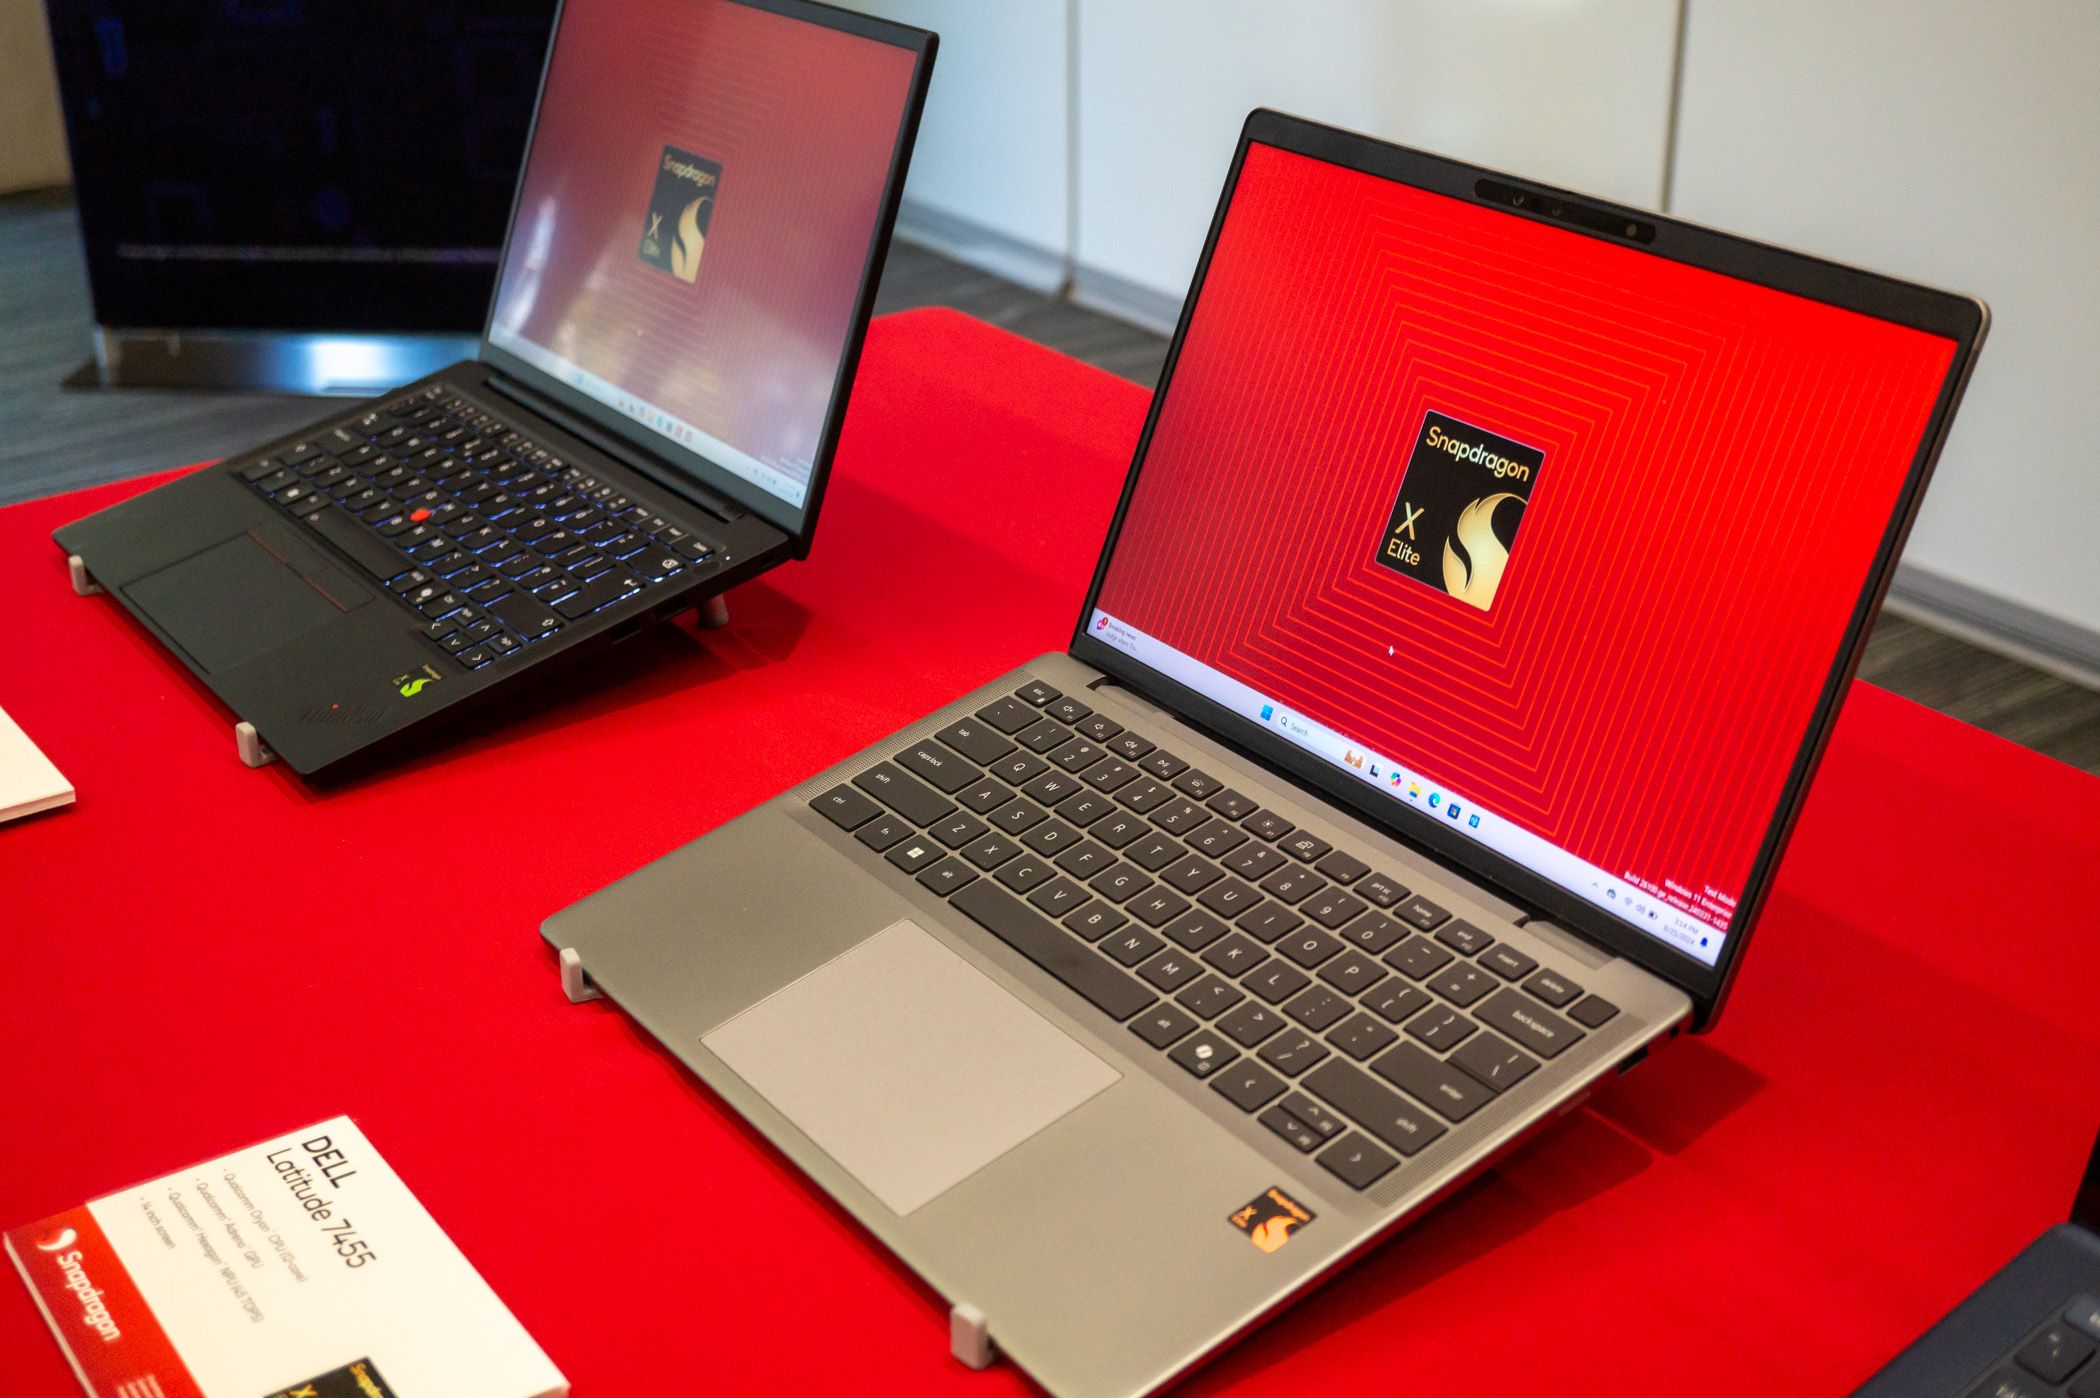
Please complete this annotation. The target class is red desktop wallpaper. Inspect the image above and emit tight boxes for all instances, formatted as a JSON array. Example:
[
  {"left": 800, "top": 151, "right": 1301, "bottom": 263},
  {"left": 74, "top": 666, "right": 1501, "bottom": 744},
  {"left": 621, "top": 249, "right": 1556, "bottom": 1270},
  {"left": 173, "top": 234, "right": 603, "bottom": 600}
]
[
  {"left": 488, "top": 0, "right": 917, "bottom": 503},
  {"left": 1096, "top": 142, "right": 1958, "bottom": 937}
]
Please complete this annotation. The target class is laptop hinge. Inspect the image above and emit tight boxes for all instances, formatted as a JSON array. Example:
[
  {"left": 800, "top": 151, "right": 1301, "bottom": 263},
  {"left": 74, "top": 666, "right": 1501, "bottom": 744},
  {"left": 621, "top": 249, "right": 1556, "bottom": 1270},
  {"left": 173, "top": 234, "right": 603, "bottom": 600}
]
[{"left": 482, "top": 370, "right": 742, "bottom": 526}]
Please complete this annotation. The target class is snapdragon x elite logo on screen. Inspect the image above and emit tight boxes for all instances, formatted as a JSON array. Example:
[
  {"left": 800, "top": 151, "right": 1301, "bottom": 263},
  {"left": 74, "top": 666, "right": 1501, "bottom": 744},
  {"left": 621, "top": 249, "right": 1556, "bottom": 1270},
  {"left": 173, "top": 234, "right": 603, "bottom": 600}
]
[
  {"left": 1374, "top": 410, "right": 1545, "bottom": 612},
  {"left": 638, "top": 144, "right": 722, "bottom": 284}
]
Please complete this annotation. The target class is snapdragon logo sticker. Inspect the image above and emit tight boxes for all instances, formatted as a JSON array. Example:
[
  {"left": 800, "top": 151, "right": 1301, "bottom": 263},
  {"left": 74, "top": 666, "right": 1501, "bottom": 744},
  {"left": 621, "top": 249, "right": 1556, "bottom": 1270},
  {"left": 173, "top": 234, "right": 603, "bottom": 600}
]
[
  {"left": 268, "top": 1357, "right": 399, "bottom": 1398},
  {"left": 1374, "top": 410, "right": 1545, "bottom": 612},
  {"left": 35, "top": 1227, "right": 78, "bottom": 1252},
  {"left": 1229, "top": 1187, "right": 1314, "bottom": 1253},
  {"left": 638, "top": 144, "right": 722, "bottom": 284}
]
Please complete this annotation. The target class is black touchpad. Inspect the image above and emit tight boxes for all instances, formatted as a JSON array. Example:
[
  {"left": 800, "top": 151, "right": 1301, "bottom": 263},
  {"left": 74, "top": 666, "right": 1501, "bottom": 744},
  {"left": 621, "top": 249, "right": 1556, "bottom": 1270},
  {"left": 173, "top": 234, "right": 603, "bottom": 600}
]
[{"left": 124, "top": 531, "right": 369, "bottom": 674}]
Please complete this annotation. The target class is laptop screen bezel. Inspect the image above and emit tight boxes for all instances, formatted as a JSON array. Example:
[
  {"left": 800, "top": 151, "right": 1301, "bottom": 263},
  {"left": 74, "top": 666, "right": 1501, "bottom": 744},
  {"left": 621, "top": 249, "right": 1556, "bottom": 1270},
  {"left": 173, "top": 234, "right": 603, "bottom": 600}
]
[
  {"left": 475, "top": 0, "right": 935, "bottom": 551},
  {"left": 1067, "top": 108, "right": 1987, "bottom": 1030}
]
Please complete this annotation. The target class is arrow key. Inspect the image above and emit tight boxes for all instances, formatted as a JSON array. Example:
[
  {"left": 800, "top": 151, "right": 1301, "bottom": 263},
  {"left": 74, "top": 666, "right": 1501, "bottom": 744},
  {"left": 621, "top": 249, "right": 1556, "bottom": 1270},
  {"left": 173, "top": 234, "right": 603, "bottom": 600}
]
[{"left": 1316, "top": 1133, "right": 1398, "bottom": 1190}]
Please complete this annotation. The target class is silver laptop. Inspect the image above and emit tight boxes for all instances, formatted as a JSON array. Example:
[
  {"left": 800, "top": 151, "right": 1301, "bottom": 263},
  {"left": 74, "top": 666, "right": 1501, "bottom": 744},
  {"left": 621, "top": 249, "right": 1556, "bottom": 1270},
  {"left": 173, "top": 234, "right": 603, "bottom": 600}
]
[{"left": 544, "top": 110, "right": 1986, "bottom": 1396}]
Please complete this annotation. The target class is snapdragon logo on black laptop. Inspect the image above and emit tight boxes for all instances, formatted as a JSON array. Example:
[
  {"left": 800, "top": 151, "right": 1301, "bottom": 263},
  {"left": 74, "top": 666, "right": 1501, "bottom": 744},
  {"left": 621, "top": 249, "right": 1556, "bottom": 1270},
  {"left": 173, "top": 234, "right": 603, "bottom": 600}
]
[
  {"left": 1373, "top": 410, "right": 1545, "bottom": 611},
  {"left": 638, "top": 144, "right": 722, "bottom": 284}
]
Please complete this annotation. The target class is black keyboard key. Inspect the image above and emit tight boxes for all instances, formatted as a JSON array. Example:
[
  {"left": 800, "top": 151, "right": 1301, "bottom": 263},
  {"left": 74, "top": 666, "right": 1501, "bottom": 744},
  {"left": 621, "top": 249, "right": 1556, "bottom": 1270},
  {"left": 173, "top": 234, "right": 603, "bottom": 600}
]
[
  {"left": 1083, "top": 758, "right": 1139, "bottom": 792},
  {"left": 1103, "top": 926, "right": 1165, "bottom": 967},
  {"left": 1187, "top": 819, "right": 1248, "bottom": 858},
  {"left": 1365, "top": 983, "right": 1433, "bottom": 1026},
  {"left": 1317, "top": 1133, "right": 1399, "bottom": 1190},
  {"left": 1434, "top": 918, "right": 1493, "bottom": 954},
  {"left": 488, "top": 590, "right": 565, "bottom": 643},
  {"left": 978, "top": 696, "right": 1045, "bottom": 735},
  {"left": 1304, "top": 1061, "right": 1446, "bottom": 1157},
  {"left": 1475, "top": 988, "right": 1582, "bottom": 1058},
  {"left": 2017, "top": 1323, "right": 2093, "bottom": 1384},
  {"left": 1328, "top": 1012, "right": 1397, "bottom": 1061},
  {"left": 933, "top": 813, "right": 988, "bottom": 848},
  {"left": 1260, "top": 1106, "right": 1321, "bottom": 1152},
  {"left": 1077, "top": 714, "right": 1124, "bottom": 742},
  {"left": 1016, "top": 680, "right": 1061, "bottom": 706},
  {"left": 1207, "top": 789, "right": 1258, "bottom": 819},
  {"left": 1318, "top": 949, "right": 1387, "bottom": 997},
  {"left": 1314, "top": 850, "right": 1370, "bottom": 884},
  {"left": 1137, "top": 949, "right": 1203, "bottom": 992},
  {"left": 1058, "top": 791, "right": 1116, "bottom": 827},
  {"left": 1054, "top": 842, "right": 1113, "bottom": 879},
  {"left": 1524, "top": 969, "right": 1583, "bottom": 1007},
  {"left": 1374, "top": 1041, "right": 1493, "bottom": 1122},
  {"left": 958, "top": 779, "right": 1016, "bottom": 815},
  {"left": 1357, "top": 873, "right": 1409, "bottom": 906},
  {"left": 1258, "top": 1030, "right": 1330, "bottom": 1077},
  {"left": 1278, "top": 928, "right": 1342, "bottom": 969},
  {"left": 1089, "top": 862, "right": 1153, "bottom": 903},
  {"left": 1284, "top": 985, "right": 1350, "bottom": 1033},
  {"left": 1223, "top": 842, "right": 1287, "bottom": 881},
  {"left": 1123, "top": 832, "right": 1182, "bottom": 871},
  {"left": 962, "top": 834, "right": 1021, "bottom": 870},
  {"left": 1201, "top": 932, "right": 1264, "bottom": 976},
  {"left": 900, "top": 740, "right": 978, "bottom": 794},
  {"left": 1065, "top": 901, "right": 1128, "bottom": 942},
  {"left": 855, "top": 816, "right": 910, "bottom": 853},
  {"left": 885, "top": 835, "right": 942, "bottom": 874},
  {"left": 1197, "top": 877, "right": 1261, "bottom": 918},
  {"left": 1125, "top": 887, "right": 1190, "bottom": 928},
  {"left": 1237, "top": 902, "right": 1302, "bottom": 944},
  {"left": 1304, "top": 890, "right": 1368, "bottom": 930},
  {"left": 1027, "top": 878, "right": 1088, "bottom": 918},
  {"left": 1167, "top": 1029, "right": 1236, "bottom": 1078},
  {"left": 1021, "top": 818, "right": 1082, "bottom": 856},
  {"left": 995, "top": 856, "right": 1056, "bottom": 894},
  {"left": 1242, "top": 810, "right": 1294, "bottom": 841},
  {"left": 1449, "top": 1031, "right": 1540, "bottom": 1093},
  {"left": 1429, "top": 963, "right": 1496, "bottom": 1008},
  {"left": 1117, "top": 777, "right": 1174, "bottom": 814},
  {"left": 811, "top": 785, "right": 881, "bottom": 830},
  {"left": 1051, "top": 740, "right": 1108, "bottom": 774},
  {"left": 1089, "top": 812, "right": 1149, "bottom": 848},
  {"left": 1244, "top": 960, "right": 1311, "bottom": 1004},
  {"left": 937, "top": 718, "right": 1014, "bottom": 764},
  {"left": 917, "top": 857, "right": 978, "bottom": 896},
  {"left": 1046, "top": 697, "right": 1092, "bottom": 724},
  {"left": 1404, "top": 1005, "right": 1477, "bottom": 1052},
  {"left": 632, "top": 552, "right": 685, "bottom": 583},
  {"left": 1218, "top": 1001, "right": 1286, "bottom": 1049},
  {"left": 1137, "top": 747, "right": 1184, "bottom": 777},
  {"left": 950, "top": 881, "right": 1154, "bottom": 1021},
  {"left": 853, "top": 762, "right": 954, "bottom": 826},
  {"left": 1173, "top": 769, "right": 1222, "bottom": 799},
  {"left": 1176, "top": 975, "right": 1243, "bottom": 1019},
  {"left": 306, "top": 506, "right": 410, "bottom": 580},
  {"left": 1279, "top": 831, "right": 1331, "bottom": 863},
  {"left": 1385, "top": 936, "right": 1453, "bottom": 981},
  {"left": 987, "top": 798, "right": 1048, "bottom": 835},
  {"left": 1338, "top": 913, "right": 1406, "bottom": 956},
  {"left": 1212, "top": 1061, "right": 1286, "bottom": 1112},
  {"left": 1481, "top": 944, "right": 1538, "bottom": 981},
  {"left": 1397, "top": 895, "right": 1451, "bottom": 931},
  {"left": 1152, "top": 799, "right": 1209, "bottom": 835},
  {"left": 1569, "top": 994, "right": 1620, "bottom": 1029},
  {"left": 990, "top": 752, "right": 1050, "bottom": 788},
  {"left": 1163, "top": 911, "right": 1228, "bottom": 952},
  {"left": 1281, "top": 1092, "right": 1346, "bottom": 1143},
  {"left": 1021, "top": 770, "right": 1083, "bottom": 805},
  {"left": 1017, "top": 718, "right": 1072, "bottom": 755},
  {"left": 1132, "top": 1004, "right": 1197, "bottom": 1049},
  {"left": 1261, "top": 867, "right": 1328, "bottom": 905},
  {"left": 1109, "top": 732, "right": 1157, "bottom": 761}
]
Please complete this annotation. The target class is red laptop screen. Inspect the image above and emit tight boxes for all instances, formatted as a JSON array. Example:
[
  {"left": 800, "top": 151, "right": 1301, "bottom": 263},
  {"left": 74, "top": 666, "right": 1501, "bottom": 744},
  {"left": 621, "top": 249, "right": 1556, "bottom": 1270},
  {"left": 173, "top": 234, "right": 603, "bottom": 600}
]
[
  {"left": 487, "top": 0, "right": 917, "bottom": 514},
  {"left": 1089, "top": 141, "right": 1957, "bottom": 965}
]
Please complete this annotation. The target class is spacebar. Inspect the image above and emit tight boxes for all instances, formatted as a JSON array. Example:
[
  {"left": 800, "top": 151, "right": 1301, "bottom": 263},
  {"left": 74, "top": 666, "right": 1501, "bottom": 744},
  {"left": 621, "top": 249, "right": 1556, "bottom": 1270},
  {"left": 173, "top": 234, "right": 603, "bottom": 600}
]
[
  {"left": 306, "top": 506, "right": 408, "bottom": 580},
  {"left": 950, "top": 882, "right": 1156, "bottom": 1022}
]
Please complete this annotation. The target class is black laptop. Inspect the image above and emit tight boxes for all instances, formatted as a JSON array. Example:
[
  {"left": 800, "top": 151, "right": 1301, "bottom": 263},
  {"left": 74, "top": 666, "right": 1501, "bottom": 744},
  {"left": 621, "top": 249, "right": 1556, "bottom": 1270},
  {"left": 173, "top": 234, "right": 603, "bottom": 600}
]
[
  {"left": 55, "top": 0, "right": 934, "bottom": 780},
  {"left": 1856, "top": 1128, "right": 2100, "bottom": 1397}
]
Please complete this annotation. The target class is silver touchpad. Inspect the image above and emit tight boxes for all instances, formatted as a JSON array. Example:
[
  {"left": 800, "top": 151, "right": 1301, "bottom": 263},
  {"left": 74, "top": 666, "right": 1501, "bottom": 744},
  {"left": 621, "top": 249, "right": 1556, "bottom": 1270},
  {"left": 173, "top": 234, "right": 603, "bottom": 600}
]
[{"left": 703, "top": 919, "right": 1119, "bottom": 1216}]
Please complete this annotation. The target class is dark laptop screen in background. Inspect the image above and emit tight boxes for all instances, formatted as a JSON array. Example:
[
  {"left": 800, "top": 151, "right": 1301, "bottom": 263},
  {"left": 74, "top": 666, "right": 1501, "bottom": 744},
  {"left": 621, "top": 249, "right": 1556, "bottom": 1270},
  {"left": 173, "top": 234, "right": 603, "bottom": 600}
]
[
  {"left": 487, "top": 0, "right": 919, "bottom": 515},
  {"left": 1089, "top": 140, "right": 1958, "bottom": 968}
]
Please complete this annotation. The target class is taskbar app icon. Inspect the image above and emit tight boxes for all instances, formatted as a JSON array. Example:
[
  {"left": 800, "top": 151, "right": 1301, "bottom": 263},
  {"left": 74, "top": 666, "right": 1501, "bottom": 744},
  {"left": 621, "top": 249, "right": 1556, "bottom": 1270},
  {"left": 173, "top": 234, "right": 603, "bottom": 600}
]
[
  {"left": 638, "top": 144, "right": 723, "bottom": 284},
  {"left": 1374, "top": 410, "right": 1545, "bottom": 612}
]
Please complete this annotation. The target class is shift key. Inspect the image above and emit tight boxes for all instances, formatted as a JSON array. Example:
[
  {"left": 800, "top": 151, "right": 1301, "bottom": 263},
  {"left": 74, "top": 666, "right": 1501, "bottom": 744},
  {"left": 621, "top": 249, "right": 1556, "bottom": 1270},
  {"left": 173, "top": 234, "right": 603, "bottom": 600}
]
[{"left": 489, "top": 591, "right": 565, "bottom": 643}]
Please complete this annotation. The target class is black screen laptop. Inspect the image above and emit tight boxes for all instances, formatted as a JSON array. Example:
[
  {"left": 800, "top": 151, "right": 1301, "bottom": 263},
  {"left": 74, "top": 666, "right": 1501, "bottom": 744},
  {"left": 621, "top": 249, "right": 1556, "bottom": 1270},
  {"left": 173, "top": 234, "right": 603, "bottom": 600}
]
[{"left": 54, "top": 0, "right": 933, "bottom": 779}]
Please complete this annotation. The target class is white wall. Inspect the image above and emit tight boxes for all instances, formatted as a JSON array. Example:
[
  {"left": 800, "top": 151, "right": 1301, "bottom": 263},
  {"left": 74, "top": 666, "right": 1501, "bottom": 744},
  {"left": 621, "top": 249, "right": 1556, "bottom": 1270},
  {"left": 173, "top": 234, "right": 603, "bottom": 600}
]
[
  {"left": 847, "top": 0, "right": 1071, "bottom": 289},
  {"left": 1071, "top": 0, "right": 1682, "bottom": 325},
  {"left": 1670, "top": 0, "right": 2100, "bottom": 650}
]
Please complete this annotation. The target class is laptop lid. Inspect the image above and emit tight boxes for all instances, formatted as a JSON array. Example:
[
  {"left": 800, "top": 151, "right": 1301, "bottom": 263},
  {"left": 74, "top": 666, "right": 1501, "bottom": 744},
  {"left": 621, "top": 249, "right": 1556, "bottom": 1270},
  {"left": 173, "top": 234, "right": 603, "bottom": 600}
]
[
  {"left": 480, "top": 0, "right": 933, "bottom": 547},
  {"left": 1070, "top": 110, "right": 1986, "bottom": 1029}
]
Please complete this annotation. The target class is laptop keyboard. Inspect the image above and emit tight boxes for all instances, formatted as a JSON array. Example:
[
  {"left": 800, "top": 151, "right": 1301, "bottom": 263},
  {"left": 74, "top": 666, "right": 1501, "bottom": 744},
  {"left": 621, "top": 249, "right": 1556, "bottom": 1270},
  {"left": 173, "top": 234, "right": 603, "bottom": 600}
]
[
  {"left": 810, "top": 679, "right": 1621, "bottom": 1193},
  {"left": 236, "top": 383, "right": 718, "bottom": 670},
  {"left": 1967, "top": 1296, "right": 2100, "bottom": 1397}
]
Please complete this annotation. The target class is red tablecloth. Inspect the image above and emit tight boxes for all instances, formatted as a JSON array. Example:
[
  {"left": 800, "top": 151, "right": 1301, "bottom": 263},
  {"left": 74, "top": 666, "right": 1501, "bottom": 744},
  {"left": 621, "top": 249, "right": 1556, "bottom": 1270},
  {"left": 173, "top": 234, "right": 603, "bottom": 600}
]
[{"left": 4, "top": 307, "right": 2099, "bottom": 1396}]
